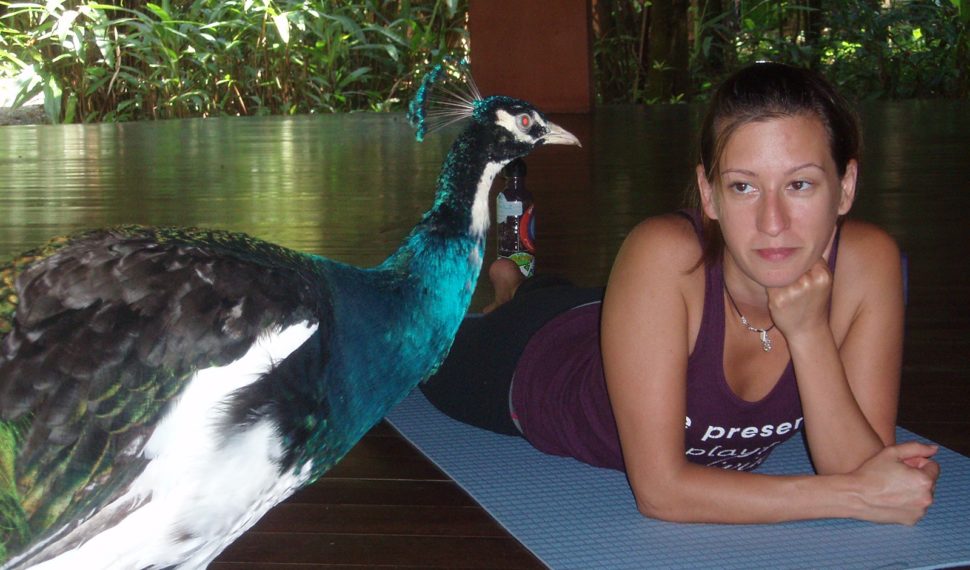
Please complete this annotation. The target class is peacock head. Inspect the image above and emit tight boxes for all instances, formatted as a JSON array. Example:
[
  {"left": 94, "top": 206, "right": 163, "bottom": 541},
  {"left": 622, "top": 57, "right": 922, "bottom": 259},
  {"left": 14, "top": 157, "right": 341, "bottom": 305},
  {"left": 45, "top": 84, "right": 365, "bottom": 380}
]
[
  {"left": 407, "top": 60, "right": 580, "bottom": 161},
  {"left": 469, "top": 95, "right": 580, "bottom": 162}
]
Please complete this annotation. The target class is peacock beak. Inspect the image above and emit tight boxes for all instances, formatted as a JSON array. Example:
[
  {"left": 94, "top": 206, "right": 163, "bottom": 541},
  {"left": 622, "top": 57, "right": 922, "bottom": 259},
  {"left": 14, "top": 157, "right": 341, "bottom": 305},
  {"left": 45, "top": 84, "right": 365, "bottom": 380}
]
[{"left": 540, "top": 121, "right": 582, "bottom": 147}]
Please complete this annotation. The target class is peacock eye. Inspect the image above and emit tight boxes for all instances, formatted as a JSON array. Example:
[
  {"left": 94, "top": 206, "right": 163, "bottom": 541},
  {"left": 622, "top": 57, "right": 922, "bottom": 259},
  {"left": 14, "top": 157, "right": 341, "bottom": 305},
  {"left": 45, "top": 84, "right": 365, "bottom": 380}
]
[{"left": 516, "top": 113, "right": 532, "bottom": 132}]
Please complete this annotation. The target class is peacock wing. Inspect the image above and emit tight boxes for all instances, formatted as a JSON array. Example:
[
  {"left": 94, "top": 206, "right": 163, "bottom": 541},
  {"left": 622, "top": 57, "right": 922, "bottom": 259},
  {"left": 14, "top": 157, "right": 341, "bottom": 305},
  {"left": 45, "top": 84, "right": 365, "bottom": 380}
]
[{"left": 0, "top": 226, "right": 325, "bottom": 559}]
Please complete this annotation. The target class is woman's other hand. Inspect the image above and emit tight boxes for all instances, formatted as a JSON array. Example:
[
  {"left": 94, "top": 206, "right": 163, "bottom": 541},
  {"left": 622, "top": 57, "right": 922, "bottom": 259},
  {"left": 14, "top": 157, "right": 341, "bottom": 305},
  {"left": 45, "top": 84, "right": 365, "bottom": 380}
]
[{"left": 849, "top": 442, "right": 940, "bottom": 525}]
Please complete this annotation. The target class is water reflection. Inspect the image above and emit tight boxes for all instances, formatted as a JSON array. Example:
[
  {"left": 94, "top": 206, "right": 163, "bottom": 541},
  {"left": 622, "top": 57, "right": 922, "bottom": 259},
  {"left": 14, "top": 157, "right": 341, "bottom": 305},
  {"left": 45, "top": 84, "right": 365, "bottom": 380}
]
[
  {"left": 0, "top": 115, "right": 456, "bottom": 267},
  {"left": 1, "top": 103, "right": 968, "bottom": 310}
]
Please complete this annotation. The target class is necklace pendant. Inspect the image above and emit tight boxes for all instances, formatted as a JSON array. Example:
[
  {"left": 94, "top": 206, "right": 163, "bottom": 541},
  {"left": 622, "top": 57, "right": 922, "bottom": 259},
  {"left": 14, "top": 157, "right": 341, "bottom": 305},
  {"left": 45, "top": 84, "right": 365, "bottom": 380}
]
[
  {"left": 725, "top": 284, "right": 775, "bottom": 352},
  {"left": 760, "top": 330, "right": 772, "bottom": 352}
]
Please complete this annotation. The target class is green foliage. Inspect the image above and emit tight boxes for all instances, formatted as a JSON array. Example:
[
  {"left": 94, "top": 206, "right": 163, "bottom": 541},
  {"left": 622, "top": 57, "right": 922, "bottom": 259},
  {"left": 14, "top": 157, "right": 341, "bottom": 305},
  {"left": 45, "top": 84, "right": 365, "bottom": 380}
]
[
  {"left": 821, "top": 2, "right": 967, "bottom": 99},
  {"left": 0, "top": 0, "right": 467, "bottom": 123},
  {"left": 1, "top": 0, "right": 965, "bottom": 121},
  {"left": 592, "top": 1, "right": 651, "bottom": 104},
  {"left": 725, "top": 0, "right": 965, "bottom": 100},
  {"left": 593, "top": 0, "right": 968, "bottom": 103}
]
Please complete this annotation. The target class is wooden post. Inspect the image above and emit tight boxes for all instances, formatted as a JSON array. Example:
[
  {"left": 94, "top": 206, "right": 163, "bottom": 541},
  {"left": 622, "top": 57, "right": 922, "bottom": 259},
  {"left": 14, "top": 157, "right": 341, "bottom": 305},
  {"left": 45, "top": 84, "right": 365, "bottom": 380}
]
[{"left": 468, "top": 0, "right": 593, "bottom": 113}]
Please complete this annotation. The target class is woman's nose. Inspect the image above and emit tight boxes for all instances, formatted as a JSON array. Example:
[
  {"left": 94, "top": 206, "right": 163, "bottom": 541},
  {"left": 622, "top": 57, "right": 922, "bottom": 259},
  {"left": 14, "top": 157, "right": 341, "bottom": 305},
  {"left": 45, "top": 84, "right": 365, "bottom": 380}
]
[{"left": 757, "top": 190, "right": 789, "bottom": 236}]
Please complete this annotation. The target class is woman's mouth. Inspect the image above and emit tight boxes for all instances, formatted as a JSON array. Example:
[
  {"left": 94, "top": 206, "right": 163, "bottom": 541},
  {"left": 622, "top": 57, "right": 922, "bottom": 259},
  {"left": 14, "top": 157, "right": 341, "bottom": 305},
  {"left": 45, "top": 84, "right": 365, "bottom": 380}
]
[{"left": 755, "top": 247, "right": 797, "bottom": 262}]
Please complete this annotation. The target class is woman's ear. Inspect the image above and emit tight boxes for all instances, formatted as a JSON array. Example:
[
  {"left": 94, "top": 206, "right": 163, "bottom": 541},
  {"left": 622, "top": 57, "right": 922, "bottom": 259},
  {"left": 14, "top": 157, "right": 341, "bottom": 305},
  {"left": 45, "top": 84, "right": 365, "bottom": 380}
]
[
  {"left": 838, "top": 159, "right": 858, "bottom": 215},
  {"left": 697, "top": 164, "right": 719, "bottom": 220}
]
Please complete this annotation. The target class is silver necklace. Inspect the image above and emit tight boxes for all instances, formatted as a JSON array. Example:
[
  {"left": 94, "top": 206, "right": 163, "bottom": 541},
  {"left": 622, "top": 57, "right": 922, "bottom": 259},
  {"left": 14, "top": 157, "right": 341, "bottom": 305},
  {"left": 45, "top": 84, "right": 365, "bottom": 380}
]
[{"left": 724, "top": 284, "right": 776, "bottom": 352}]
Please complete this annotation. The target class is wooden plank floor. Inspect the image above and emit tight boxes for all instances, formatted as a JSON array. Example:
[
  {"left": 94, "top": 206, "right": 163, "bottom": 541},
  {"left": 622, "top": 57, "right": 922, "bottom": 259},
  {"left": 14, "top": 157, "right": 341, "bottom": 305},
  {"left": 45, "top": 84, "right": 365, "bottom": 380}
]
[
  {"left": 213, "top": 422, "right": 544, "bottom": 569},
  {"left": 211, "top": 105, "right": 970, "bottom": 569}
]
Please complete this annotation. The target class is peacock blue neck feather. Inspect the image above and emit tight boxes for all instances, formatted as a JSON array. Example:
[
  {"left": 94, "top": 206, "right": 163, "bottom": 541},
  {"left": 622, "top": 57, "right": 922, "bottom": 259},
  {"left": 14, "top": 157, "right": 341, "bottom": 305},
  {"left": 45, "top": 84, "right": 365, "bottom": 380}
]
[{"left": 271, "top": 121, "right": 505, "bottom": 481}]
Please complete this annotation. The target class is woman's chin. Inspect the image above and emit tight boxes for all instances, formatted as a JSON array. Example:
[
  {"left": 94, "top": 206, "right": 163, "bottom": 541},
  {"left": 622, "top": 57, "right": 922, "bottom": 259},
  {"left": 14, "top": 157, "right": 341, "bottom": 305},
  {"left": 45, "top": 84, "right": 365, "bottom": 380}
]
[{"left": 742, "top": 259, "right": 813, "bottom": 289}]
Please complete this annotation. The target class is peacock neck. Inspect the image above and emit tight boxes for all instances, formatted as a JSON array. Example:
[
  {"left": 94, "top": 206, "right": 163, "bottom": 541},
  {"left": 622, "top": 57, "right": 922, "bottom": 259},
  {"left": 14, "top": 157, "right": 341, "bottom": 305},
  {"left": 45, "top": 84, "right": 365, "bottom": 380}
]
[
  {"left": 386, "top": 127, "right": 506, "bottom": 270},
  {"left": 289, "top": 131, "right": 511, "bottom": 480}
]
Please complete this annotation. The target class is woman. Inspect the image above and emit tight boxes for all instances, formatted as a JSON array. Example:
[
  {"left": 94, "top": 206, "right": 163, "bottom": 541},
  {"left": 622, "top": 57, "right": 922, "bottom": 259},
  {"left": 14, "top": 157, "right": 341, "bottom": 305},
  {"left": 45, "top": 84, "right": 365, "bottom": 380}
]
[{"left": 421, "top": 62, "right": 939, "bottom": 525}]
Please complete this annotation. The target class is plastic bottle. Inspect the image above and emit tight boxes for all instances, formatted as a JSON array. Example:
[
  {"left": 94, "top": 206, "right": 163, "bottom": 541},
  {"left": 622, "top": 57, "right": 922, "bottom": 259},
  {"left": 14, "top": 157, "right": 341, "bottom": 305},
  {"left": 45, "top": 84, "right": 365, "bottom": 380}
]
[{"left": 495, "top": 158, "right": 535, "bottom": 277}]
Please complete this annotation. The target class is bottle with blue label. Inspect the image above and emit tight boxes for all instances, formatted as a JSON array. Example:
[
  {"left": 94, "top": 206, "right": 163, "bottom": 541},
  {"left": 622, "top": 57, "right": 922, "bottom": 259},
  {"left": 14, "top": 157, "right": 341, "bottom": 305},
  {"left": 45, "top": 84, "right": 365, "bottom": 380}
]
[{"left": 495, "top": 158, "right": 535, "bottom": 277}]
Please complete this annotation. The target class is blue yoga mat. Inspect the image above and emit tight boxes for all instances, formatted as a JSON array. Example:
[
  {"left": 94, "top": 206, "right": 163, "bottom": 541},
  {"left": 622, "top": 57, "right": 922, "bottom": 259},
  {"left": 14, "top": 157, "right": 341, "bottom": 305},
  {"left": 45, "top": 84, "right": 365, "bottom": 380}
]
[{"left": 387, "top": 391, "right": 970, "bottom": 570}]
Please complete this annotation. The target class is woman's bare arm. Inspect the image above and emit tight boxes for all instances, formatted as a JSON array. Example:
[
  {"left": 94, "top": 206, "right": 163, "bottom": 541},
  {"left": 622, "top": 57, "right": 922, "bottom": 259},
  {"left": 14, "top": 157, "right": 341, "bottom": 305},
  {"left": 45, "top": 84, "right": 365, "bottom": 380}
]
[
  {"left": 601, "top": 216, "right": 937, "bottom": 525},
  {"left": 769, "top": 221, "right": 905, "bottom": 473}
]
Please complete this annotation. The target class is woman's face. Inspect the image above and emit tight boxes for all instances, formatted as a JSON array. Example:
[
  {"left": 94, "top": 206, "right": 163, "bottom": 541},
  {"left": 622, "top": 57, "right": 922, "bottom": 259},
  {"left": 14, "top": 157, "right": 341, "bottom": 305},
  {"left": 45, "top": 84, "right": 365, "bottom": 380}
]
[{"left": 698, "top": 114, "right": 857, "bottom": 288}]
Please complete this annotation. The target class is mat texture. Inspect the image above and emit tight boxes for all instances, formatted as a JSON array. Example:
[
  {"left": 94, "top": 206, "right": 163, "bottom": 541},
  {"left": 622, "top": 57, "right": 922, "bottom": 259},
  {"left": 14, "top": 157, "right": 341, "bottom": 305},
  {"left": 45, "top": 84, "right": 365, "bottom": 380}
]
[{"left": 387, "top": 391, "right": 970, "bottom": 570}]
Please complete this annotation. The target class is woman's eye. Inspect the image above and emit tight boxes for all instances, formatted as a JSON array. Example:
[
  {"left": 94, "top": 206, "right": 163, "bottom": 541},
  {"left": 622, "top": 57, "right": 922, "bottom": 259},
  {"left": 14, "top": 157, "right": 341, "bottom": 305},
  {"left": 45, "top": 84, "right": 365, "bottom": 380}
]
[
  {"left": 789, "top": 180, "right": 812, "bottom": 191},
  {"left": 730, "top": 182, "right": 753, "bottom": 194}
]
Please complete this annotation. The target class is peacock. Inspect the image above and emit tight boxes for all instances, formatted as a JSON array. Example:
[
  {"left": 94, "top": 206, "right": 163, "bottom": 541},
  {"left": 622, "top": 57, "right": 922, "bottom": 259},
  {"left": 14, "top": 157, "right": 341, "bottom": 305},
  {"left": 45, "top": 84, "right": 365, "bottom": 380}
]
[{"left": 0, "top": 64, "right": 580, "bottom": 569}]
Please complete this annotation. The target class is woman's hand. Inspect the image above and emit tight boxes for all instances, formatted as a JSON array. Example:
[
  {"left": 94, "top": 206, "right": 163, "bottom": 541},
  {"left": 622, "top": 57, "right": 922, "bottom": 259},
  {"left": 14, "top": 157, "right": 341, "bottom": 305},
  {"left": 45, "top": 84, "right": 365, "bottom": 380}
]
[
  {"left": 766, "top": 258, "right": 833, "bottom": 342},
  {"left": 849, "top": 442, "right": 940, "bottom": 525}
]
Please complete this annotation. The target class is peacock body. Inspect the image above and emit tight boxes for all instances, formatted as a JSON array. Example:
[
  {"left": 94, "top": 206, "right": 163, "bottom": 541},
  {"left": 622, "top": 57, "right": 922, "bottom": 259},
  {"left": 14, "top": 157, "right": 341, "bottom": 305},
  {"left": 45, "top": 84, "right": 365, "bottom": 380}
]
[{"left": 0, "top": 67, "right": 579, "bottom": 569}]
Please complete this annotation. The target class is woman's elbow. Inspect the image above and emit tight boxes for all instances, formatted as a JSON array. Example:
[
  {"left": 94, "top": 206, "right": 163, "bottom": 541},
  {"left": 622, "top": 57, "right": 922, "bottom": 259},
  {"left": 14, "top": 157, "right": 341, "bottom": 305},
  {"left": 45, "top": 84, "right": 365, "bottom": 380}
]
[
  {"left": 632, "top": 486, "right": 691, "bottom": 523},
  {"left": 635, "top": 499, "right": 671, "bottom": 521}
]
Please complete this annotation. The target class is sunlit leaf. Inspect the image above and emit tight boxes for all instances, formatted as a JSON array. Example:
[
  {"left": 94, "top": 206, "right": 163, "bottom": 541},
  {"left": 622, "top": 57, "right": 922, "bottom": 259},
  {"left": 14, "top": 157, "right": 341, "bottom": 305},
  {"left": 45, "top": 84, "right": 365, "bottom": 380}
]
[
  {"left": 322, "top": 14, "right": 365, "bottom": 42},
  {"left": 290, "top": 11, "right": 307, "bottom": 33},
  {"left": 54, "top": 9, "right": 80, "bottom": 43},
  {"left": 8, "top": 65, "right": 43, "bottom": 108},
  {"left": 146, "top": 3, "right": 172, "bottom": 22},
  {"left": 64, "top": 92, "right": 77, "bottom": 122},
  {"left": 42, "top": 75, "right": 62, "bottom": 123},
  {"left": 44, "top": 0, "right": 65, "bottom": 17},
  {"left": 273, "top": 12, "right": 289, "bottom": 44}
]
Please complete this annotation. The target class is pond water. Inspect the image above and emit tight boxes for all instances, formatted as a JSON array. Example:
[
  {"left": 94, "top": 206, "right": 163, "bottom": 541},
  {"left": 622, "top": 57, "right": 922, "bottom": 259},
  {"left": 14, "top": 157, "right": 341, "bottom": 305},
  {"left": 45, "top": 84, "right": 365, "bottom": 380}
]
[{"left": 1, "top": 103, "right": 968, "bottom": 312}]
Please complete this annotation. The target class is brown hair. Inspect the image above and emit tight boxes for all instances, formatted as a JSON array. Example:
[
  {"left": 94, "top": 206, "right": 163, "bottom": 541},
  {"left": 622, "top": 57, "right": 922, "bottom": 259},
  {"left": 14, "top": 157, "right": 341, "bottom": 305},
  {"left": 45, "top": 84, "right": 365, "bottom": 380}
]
[{"left": 688, "top": 62, "right": 862, "bottom": 267}]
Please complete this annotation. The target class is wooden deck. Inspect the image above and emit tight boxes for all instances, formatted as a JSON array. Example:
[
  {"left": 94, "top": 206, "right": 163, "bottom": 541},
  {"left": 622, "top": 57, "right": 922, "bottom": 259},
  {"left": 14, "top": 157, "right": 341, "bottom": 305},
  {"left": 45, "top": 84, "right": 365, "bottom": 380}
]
[
  {"left": 211, "top": 104, "right": 970, "bottom": 569},
  {"left": 212, "top": 422, "right": 544, "bottom": 569}
]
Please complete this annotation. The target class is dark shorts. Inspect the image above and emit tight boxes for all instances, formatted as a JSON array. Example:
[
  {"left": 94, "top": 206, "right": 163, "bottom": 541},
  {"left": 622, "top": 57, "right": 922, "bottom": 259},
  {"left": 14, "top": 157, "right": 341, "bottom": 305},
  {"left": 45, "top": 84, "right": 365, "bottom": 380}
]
[{"left": 420, "top": 275, "right": 604, "bottom": 436}]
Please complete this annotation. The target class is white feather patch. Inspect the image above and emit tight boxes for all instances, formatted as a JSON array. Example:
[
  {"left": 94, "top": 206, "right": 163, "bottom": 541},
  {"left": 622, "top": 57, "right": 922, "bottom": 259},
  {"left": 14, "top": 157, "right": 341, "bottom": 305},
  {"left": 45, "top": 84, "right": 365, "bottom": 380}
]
[
  {"left": 22, "top": 322, "right": 318, "bottom": 570},
  {"left": 470, "top": 161, "right": 504, "bottom": 237}
]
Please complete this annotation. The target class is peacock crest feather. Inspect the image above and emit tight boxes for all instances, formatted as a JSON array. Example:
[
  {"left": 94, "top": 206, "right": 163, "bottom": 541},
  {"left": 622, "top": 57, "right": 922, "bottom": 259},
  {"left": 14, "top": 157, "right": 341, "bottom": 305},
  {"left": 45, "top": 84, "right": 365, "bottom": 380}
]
[{"left": 408, "top": 58, "right": 483, "bottom": 142}]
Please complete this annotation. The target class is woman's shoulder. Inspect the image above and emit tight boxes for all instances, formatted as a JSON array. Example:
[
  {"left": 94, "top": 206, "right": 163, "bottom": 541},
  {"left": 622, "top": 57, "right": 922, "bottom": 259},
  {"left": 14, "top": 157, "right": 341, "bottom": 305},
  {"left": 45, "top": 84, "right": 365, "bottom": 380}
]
[
  {"left": 837, "top": 219, "right": 902, "bottom": 278},
  {"left": 607, "top": 212, "right": 705, "bottom": 298},
  {"left": 619, "top": 212, "right": 703, "bottom": 271},
  {"left": 832, "top": 219, "right": 904, "bottom": 327}
]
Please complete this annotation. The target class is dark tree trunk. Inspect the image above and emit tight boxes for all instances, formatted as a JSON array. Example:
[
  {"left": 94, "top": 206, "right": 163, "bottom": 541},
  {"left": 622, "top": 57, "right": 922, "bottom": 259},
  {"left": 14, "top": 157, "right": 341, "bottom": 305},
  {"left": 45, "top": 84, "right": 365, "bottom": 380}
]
[
  {"left": 801, "top": 0, "right": 823, "bottom": 68},
  {"left": 693, "top": 0, "right": 736, "bottom": 85},
  {"left": 644, "top": 0, "right": 691, "bottom": 102}
]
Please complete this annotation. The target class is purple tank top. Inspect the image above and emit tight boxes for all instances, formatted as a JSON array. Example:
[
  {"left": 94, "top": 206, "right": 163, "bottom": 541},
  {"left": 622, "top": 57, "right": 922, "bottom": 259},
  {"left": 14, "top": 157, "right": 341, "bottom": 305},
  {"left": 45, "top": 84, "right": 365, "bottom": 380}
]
[{"left": 511, "top": 210, "right": 841, "bottom": 472}]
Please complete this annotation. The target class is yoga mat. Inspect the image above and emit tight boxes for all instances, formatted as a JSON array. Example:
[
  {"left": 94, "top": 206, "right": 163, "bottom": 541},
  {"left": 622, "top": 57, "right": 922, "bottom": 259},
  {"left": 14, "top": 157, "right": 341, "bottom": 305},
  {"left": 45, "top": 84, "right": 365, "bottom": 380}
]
[{"left": 387, "top": 391, "right": 970, "bottom": 570}]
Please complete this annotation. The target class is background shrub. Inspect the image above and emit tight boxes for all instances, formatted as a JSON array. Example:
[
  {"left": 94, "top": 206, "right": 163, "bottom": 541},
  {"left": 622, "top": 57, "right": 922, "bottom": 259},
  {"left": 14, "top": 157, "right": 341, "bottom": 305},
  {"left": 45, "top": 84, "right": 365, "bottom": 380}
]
[
  {"left": 0, "top": 0, "right": 466, "bottom": 122},
  {"left": 1, "top": 0, "right": 966, "bottom": 123}
]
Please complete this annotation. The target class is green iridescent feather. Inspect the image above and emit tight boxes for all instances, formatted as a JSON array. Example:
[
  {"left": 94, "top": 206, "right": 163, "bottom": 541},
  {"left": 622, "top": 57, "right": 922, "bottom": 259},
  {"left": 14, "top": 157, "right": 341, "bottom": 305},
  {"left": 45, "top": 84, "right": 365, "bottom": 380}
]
[
  {"left": 0, "top": 419, "right": 29, "bottom": 560},
  {"left": 1, "top": 236, "right": 83, "bottom": 558}
]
